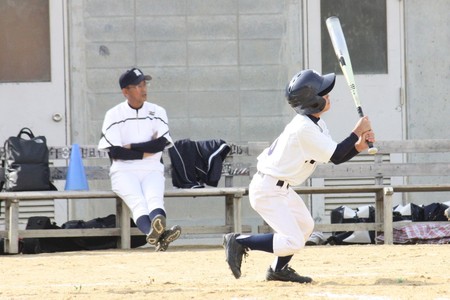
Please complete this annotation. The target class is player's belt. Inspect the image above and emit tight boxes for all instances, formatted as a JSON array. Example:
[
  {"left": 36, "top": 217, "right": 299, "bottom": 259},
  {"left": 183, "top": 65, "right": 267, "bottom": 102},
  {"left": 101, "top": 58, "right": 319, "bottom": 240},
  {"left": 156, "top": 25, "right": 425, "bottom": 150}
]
[
  {"left": 275, "top": 180, "right": 289, "bottom": 188},
  {"left": 257, "top": 171, "right": 289, "bottom": 189}
]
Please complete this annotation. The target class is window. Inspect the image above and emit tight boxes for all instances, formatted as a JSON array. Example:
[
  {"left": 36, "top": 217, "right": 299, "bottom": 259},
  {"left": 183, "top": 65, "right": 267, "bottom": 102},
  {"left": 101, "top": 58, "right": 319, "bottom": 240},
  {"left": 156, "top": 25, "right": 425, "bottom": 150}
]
[
  {"left": 321, "top": 0, "right": 387, "bottom": 74},
  {"left": 0, "top": 0, "right": 51, "bottom": 82}
]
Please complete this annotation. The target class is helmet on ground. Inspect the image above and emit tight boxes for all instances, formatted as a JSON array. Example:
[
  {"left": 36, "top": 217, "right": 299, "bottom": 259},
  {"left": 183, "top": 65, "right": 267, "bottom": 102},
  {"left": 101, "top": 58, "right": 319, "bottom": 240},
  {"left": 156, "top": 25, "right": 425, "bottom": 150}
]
[{"left": 285, "top": 69, "right": 336, "bottom": 115}]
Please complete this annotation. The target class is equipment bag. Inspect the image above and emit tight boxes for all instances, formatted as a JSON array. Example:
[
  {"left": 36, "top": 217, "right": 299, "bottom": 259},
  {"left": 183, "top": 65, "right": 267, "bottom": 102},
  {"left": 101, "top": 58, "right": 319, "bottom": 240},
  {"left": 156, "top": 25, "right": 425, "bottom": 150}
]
[
  {"left": 393, "top": 203, "right": 425, "bottom": 221},
  {"left": 61, "top": 215, "right": 118, "bottom": 250},
  {"left": 326, "top": 205, "right": 376, "bottom": 245},
  {"left": 22, "top": 216, "right": 80, "bottom": 254},
  {"left": 61, "top": 214, "right": 147, "bottom": 250},
  {"left": 423, "top": 203, "right": 449, "bottom": 221},
  {"left": 2, "top": 127, "right": 55, "bottom": 191},
  {"left": 22, "top": 215, "right": 147, "bottom": 254}
]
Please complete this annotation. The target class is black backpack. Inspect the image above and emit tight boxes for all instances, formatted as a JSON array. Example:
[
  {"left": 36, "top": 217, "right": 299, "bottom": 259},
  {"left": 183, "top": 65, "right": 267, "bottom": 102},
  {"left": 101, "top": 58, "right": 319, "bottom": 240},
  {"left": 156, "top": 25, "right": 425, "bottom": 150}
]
[{"left": 1, "top": 127, "right": 56, "bottom": 191}]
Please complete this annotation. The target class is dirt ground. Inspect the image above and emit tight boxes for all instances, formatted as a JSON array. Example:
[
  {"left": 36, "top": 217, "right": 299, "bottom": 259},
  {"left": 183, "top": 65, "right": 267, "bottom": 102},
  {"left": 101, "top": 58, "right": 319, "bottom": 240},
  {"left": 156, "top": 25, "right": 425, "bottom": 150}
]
[{"left": 0, "top": 244, "right": 449, "bottom": 300}]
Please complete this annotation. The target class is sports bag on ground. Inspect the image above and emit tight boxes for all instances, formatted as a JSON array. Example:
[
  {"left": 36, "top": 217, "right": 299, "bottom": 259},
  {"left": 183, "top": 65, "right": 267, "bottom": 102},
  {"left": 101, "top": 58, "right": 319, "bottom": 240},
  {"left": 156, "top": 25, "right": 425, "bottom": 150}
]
[
  {"left": 61, "top": 214, "right": 147, "bottom": 250},
  {"left": 423, "top": 202, "right": 449, "bottom": 221},
  {"left": 1, "top": 127, "right": 55, "bottom": 191},
  {"left": 21, "top": 216, "right": 80, "bottom": 254},
  {"left": 326, "top": 205, "right": 376, "bottom": 245},
  {"left": 22, "top": 215, "right": 147, "bottom": 254}
]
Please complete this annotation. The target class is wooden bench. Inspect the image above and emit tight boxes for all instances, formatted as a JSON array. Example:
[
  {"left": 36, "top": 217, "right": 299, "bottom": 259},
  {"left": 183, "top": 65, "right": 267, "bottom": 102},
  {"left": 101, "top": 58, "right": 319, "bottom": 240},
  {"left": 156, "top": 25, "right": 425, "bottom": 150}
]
[
  {"left": 0, "top": 188, "right": 247, "bottom": 254},
  {"left": 1, "top": 139, "right": 449, "bottom": 252},
  {"left": 258, "top": 139, "right": 450, "bottom": 245},
  {"left": 0, "top": 143, "right": 262, "bottom": 254}
]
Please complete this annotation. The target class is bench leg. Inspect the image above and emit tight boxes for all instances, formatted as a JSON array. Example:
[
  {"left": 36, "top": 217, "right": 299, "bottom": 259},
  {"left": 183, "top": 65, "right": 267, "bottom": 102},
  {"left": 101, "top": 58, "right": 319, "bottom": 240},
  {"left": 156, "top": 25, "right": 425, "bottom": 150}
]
[
  {"left": 5, "top": 199, "right": 20, "bottom": 254},
  {"left": 225, "top": 194, "right": 242, "bottom": 233},
  {"left": 233, "top": 194, "right": 242, "bottom": 233},
  {"left": 116, "top": 198, "right": 131, "bottom": 249},
  {"left": 225, "top": 195, "right": 233, "bottom": 232},
  {"left": 383, "top": 187, "right": 394, "bottom": 245},
  {"left": 374, "top": 190, "right": 383, "bottom": 244}
]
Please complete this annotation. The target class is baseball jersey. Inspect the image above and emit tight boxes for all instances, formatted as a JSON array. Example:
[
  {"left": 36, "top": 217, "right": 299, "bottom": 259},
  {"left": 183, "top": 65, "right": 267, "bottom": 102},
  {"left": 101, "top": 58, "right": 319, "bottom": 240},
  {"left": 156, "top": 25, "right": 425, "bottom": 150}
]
[
  {"left": 98, "top": 100, "right": 174, "bottom": 173},
  {"left": 257, "top": 114, "right": 337, "bottom": 186}
]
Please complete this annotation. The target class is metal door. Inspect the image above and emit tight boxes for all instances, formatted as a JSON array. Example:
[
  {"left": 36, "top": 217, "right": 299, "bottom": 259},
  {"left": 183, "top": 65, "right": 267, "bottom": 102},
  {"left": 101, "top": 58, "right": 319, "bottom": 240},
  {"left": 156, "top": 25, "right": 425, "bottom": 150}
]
[{"left": 0, "top": 0, "right": 68, "bottom": 227}]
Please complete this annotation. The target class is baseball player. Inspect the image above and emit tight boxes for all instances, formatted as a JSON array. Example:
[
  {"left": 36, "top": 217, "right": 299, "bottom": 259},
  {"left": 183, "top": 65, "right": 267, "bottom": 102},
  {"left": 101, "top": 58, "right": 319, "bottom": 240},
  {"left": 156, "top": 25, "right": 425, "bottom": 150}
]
[
  {"left": 223, "top": 69, "right": 375, "bottom": 282},
  {"left": 98, "top": 67, "right": 181, "bottom": 251}
]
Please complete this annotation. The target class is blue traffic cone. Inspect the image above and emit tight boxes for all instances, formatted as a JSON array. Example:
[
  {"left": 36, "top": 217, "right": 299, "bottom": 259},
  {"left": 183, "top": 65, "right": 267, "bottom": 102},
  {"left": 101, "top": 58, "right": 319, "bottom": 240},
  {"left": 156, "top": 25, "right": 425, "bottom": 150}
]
[{"left": 65, "top": 144, "right": 89, "bottom": 191}]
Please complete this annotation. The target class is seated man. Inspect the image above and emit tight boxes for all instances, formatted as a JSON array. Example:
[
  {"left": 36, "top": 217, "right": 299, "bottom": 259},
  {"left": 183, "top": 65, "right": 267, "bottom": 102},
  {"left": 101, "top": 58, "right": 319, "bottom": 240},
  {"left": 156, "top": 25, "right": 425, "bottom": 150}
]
[{"left": 98, "top": 67, "right": 181, "bottom": 251}]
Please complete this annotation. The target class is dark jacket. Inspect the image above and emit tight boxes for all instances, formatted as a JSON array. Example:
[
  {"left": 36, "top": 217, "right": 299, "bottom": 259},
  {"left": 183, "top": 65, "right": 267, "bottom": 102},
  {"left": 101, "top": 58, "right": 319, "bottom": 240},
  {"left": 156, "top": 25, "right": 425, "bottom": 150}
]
[{"left": 168, "top": 139, "right": 231, "bottom": 188}]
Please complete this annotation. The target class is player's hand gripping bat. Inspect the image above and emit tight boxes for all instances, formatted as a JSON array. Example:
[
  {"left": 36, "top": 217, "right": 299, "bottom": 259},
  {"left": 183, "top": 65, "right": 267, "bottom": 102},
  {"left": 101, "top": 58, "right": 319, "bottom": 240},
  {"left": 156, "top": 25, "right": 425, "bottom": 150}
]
[{"left": 326, "top": 16, "right": 378, "bottom": 155}]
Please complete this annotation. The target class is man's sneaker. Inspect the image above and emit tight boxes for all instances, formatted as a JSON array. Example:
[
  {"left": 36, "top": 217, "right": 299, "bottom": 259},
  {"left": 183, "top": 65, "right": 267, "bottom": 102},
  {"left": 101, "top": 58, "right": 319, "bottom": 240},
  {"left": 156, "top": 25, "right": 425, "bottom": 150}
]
[
  {"left": 223, "top": 233, "right": 248, "bottom": 279},
  {"left": 146, "top": 215, "right": 166, "bottom": 245},
  {"left": 155, "top": 225, "right": 182, "bottom": 252},
  {"left": 266, "top": 265, "right": 312, "bottom": 283}
]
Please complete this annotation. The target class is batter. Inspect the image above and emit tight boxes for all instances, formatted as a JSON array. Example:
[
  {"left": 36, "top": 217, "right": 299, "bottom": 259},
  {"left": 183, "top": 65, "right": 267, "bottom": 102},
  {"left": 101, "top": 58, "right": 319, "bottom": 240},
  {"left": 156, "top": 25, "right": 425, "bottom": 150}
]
[
  {"left": 223, "top": 69, "right": 375, "bottom": 282},
  {"left": 98, "top": 68, "right": 181, "bottom": 251}
]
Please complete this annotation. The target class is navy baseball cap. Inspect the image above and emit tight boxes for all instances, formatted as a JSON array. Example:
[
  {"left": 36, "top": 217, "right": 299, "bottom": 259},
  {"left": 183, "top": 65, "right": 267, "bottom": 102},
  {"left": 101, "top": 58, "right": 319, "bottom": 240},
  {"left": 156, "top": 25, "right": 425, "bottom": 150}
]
[{"left": 119, "top": 68, "right": 152, "bottom": 89}]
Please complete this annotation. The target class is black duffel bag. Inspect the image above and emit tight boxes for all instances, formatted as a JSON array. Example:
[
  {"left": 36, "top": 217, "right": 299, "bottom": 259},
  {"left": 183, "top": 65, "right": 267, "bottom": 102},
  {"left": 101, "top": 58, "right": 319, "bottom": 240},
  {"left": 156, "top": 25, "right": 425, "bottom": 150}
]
[
  {"left": 22, "top": 215, "right": 147, "bottom": 254},
  {"left": 61, "top": 215, "right": 147, "bottom": 250}
]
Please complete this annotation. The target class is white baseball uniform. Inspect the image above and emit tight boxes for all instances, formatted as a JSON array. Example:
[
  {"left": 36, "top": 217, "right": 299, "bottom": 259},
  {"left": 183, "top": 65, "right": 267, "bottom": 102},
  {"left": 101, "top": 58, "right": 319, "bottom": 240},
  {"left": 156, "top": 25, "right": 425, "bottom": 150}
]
[
  {"left": 98, "top": 100, "right": 173, "bottom": 222},
  {"left": 250, "top": 114, "right": 337, "bottom": 256}
]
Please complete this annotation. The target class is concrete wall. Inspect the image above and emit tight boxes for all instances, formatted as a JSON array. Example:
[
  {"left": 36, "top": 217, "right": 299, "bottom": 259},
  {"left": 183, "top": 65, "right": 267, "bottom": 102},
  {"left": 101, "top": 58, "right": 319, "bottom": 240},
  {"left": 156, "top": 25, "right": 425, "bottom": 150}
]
[
  {"left": 67, "top": 0, "right": 303, "bottom": 228},
  {"left": 405, "top": 0, "right": 450, "bottom": 139},
  {"left": 66, "top": 0, "right": 450, "bottom": 224},
  {"left": 69, "top": 0, "right": 300, "bottom": 147},
  {"left": 404, "top": 0, "right": 450, "bottom": 203}
]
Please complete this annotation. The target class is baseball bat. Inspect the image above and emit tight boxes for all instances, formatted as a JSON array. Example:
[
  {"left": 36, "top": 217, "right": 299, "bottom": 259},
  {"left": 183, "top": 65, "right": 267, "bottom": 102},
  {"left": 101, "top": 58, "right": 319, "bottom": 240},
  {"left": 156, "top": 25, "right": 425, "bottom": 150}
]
[{"left": 326, "top": 16, "right": 378, "bottom": 155}]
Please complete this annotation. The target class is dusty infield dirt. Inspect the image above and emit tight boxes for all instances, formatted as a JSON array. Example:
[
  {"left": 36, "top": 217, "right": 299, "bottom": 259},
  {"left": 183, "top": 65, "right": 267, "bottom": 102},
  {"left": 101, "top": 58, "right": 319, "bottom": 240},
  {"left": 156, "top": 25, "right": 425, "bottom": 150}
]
[{"left": 0, "top": 244, "right": 449, "bottom": 300}]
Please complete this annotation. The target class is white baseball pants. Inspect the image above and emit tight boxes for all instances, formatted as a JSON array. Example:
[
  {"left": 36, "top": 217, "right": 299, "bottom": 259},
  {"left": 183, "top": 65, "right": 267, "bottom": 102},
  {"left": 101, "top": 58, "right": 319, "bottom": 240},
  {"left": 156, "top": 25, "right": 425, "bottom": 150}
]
[
  {"left": 110, "top": 169, "right": 165, "bottom": 222},
  {"left": 249, "top": 172, "right": 314, "bottom": 257}
]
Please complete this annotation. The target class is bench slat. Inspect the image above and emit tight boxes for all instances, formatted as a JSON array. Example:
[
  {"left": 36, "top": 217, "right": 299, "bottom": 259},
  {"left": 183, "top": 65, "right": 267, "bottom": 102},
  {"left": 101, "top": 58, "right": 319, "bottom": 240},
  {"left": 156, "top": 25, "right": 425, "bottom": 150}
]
[
  {"left": 392, "top": 184, "right": 450, "bottom": 192},
  {"left": 375, "top": 139, "right": 450, "bottom": 153},
  {"left": 258, "top": 223, "right": 384, "bottom": 233},
  {"left": 0, "top": 188, "right": 246, "bottom": 201},
  {"left": 312, "top": 162, "right": 450, "bottom": 178},
  {"left": 16, "top": 225, "right": 254, "bottom": 239},
  {"left": 19, "top": 228, "right": 120, "bottom": 238}
]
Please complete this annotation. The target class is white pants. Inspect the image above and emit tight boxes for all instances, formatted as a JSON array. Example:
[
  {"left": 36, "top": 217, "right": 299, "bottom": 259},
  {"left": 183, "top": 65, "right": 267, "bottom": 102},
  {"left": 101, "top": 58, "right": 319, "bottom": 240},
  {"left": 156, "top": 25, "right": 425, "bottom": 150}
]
[
  {"left": 110, "top": 169, "right": 165, "bottom": 223},
  {"left": 249, "top": 172, "right": 314, "bottom": 257}
]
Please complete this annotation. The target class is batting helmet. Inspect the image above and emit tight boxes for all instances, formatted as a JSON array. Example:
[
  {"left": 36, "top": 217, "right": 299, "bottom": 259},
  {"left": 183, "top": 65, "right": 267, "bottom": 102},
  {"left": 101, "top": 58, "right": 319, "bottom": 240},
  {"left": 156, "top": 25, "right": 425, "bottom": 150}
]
[{"left": 285, "top": 69, "right": 336, "bottom": 115}]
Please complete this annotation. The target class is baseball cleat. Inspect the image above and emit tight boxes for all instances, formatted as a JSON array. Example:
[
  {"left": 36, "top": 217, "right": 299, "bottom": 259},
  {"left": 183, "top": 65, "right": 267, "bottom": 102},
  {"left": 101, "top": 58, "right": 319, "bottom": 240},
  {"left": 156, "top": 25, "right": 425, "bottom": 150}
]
[
  {"left": 266, "top": 265, "right": 312, "bottom": 283},
  {"left": 155, "top": 225, "right": 182, "bottom": 252},
  {"left": 223, "top": 233, "right": 248, "bottom": 279},
  {"left": 146, "top": 214, "right": 166, "bottom": 245}
]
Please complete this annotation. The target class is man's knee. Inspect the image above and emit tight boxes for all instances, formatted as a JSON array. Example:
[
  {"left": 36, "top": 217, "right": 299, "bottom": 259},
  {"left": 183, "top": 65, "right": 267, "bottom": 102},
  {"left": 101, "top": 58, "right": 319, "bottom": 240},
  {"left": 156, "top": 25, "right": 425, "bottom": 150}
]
[{"left": 273, "top": 233, "right": 305, "bottom": 256}]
